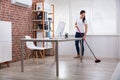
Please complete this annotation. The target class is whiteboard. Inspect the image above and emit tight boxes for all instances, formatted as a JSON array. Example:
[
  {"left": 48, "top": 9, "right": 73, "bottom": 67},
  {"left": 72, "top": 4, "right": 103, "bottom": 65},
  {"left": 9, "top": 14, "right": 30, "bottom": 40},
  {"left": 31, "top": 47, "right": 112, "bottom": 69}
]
[
  {"left": 0, "top": 21, "right": 12, "bottom": 63},
  {"left": 0, "top": 21, "right": 12, "bottom": 42},
  {"left": 0, "top": 42, "right": 12, "bottom": 63}
]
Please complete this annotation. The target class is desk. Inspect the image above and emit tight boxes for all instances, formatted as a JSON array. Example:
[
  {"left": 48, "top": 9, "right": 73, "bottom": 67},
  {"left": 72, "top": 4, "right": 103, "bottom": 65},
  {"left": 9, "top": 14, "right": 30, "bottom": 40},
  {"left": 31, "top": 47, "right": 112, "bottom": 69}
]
[{"left": 21, "top": 38, "right": 82, "bottom": 77}]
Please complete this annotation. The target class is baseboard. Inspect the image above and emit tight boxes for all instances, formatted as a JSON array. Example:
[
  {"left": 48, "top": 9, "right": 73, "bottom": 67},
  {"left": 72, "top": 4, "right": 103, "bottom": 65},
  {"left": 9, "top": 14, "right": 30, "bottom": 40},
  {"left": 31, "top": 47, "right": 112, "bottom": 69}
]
[{"left": 59, "top": 55, "right": 119, "bottom": 62}]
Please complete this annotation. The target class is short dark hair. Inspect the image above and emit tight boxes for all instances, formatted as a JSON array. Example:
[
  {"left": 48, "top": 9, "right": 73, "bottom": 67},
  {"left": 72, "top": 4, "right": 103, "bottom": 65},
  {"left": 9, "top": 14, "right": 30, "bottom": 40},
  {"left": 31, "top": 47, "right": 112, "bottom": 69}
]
[{"left": 80, "top": 10, "right": 86, "bottom": 23}]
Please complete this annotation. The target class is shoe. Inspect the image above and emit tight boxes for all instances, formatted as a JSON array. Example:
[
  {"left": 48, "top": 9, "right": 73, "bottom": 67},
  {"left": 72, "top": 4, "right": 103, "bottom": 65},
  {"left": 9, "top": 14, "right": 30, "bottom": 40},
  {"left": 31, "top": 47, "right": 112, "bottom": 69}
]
[{"left": 74, "top": 56, "right": 80, "bottom": 58}]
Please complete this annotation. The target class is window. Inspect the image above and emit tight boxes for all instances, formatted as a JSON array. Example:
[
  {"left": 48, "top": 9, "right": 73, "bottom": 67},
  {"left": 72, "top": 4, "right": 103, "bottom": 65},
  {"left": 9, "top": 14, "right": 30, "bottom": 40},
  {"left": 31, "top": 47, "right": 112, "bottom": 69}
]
[{"left": 47, "top": 0, "right": 117, "bottom": 35}]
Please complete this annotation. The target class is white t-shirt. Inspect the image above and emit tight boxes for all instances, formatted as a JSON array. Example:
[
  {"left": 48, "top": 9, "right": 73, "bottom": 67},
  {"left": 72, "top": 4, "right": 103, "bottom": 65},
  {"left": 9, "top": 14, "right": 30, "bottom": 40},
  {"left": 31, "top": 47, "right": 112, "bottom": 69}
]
[{"left": 76, "top": 18, "right": 87, "bottom": 33}]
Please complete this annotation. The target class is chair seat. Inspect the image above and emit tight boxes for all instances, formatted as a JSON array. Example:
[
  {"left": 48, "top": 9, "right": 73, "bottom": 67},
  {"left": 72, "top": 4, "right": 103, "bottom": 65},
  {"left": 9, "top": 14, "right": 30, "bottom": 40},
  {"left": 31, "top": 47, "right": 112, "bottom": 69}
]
[
  {"left": 25, "top": 36, "right": 45, "bottom": 64},
  {"left": 44, "top": 46, "right": 53, "bottom": 49},
  {"left": 29, "top": 46, "right": 46, "bottom": 50}
]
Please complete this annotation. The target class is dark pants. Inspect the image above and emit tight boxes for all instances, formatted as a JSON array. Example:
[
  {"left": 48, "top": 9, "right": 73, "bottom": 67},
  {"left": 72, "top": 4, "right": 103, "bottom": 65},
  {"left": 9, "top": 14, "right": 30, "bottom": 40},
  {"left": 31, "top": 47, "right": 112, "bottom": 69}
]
[{"left": 75, "top": 32, "right": 84, "bottom": 56}]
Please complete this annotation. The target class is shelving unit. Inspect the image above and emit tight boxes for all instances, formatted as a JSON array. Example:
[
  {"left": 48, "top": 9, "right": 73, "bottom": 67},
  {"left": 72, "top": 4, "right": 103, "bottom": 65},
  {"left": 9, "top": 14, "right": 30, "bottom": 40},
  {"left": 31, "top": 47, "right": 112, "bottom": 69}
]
[{"left": 32, "top": 1, "right": 54, "bottom": 56}]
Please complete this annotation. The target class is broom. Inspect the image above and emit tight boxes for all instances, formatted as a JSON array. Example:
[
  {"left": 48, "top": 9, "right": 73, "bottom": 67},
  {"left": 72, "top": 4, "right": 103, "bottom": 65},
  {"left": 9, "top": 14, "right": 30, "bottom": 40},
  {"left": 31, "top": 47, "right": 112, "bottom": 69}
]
[{"left": 76, "top": 27, "right": 101, "bottom": 63}]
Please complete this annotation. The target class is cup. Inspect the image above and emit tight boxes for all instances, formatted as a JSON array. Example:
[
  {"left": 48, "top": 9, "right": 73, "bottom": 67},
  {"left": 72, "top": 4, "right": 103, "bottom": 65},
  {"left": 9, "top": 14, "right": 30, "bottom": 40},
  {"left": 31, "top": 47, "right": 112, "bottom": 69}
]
[{"left": 65, "top": 33, "right": 68, "bottom": 38}]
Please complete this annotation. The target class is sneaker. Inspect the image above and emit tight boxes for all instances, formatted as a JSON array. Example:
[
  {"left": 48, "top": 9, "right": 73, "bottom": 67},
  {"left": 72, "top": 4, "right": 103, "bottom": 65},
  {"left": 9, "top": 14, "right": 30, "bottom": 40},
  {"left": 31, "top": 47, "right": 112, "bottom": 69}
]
[{"left": 74, "top": 56, "right": 80, "bottom": 58}]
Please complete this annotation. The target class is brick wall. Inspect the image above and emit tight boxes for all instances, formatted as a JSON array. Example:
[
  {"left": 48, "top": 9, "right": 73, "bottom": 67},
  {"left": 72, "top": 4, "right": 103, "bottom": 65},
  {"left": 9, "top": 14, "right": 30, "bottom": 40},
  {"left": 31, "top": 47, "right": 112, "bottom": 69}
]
[{"left": 0, "top": 0, "right": 42, "bottom": 62}]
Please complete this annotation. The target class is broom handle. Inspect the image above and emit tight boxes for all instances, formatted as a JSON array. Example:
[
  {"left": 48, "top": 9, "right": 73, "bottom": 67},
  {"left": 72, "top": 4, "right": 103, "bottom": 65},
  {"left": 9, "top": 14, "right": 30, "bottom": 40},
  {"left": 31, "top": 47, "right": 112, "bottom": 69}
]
[
  {"left": 84, "top": 40, "right": 97, "bottom": 59},
  {"left": 76, "top": 27, "right": 97, "bottom": 59}
]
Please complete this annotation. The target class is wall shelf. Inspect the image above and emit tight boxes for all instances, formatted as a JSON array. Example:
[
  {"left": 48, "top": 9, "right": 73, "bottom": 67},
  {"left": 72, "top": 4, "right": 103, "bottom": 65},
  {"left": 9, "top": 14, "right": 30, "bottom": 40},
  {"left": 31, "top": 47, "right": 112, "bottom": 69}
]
[
  {"left": 32, "top": 29, "right": 54, "bottom": 32},
  {"left": 32, "top": 20, "right": 54, "bottom": 23},
  {"left": 32, "top": 10, "right": 47, "bottom": 13},
  {"left": 32, "top": 1, "right": 55, "bottom": 56}
]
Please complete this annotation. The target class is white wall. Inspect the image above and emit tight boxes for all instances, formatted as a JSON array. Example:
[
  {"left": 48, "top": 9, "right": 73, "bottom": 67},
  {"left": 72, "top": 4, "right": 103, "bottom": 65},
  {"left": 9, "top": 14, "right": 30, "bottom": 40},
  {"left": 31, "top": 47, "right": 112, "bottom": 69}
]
[
  {"left": 119, "top": 37, "right": 120, "bottom": 60},
  {"left": 45, "top": 0, "right": 69, "bottom": 34},
  {"left": 116, "top": 0, "right": 120, "bottom": 60},
  {"left": 69, "top": 0, "right": 93, "bottom": 35},
  {"left": 84, "top": 36, "right": 119, "bottom": 59},
  {"left": 69, "top": 0, "right": 117, "bottom": 35},
  {"left": 116, "top": 0, "right": 120, "bottom": 34},
  {"left": 46, "top": 0, "right": 117, "bottom": 35},
  {"left": 45, "top": 0, "right": 119, "bottom": 59},
  {"left": 59, "top": 35, "right": 119, "bottom": 59},
  {"left": 91, "top": 0, "right": 116, "bottom": 35}
]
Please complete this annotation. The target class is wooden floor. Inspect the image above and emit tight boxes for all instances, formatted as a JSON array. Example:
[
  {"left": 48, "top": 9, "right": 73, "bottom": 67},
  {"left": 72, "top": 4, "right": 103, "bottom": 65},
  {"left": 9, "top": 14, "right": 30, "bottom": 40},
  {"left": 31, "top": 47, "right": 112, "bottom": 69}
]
[{"left": 0, "top": 56, "right": 118, "bottom": 80}]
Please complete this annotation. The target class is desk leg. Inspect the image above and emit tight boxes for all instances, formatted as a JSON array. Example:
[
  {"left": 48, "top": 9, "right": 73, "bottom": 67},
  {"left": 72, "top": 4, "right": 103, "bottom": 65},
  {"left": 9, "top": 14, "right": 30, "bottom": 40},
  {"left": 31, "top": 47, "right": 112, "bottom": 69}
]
[
  {"left": 55, "top": 41, "right": 59, "bottom": 77},
  {"left": 54, "top": 42, "right": 56, "bottom": 62},
  {"left": 21, "top": 41, "right": 24, "bottom": 72},
  {"left": 80, "top": 40, "right": 83, "bottom": 63}
]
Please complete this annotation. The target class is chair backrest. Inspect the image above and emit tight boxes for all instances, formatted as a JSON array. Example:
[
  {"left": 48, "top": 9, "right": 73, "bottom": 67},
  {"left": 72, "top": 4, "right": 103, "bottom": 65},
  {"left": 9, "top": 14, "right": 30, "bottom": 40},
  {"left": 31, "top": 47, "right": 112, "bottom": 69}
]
[{"left": 25, "top": 36, "right": 36, "bottom": 49}]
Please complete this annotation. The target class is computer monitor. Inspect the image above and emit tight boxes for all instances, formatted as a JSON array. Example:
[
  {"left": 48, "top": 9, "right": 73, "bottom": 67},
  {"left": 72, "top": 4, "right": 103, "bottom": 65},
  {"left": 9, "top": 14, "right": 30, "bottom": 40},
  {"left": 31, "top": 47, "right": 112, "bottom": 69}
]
[{"left": 55, "top": 21, "right": 66, "bottom": 36}]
